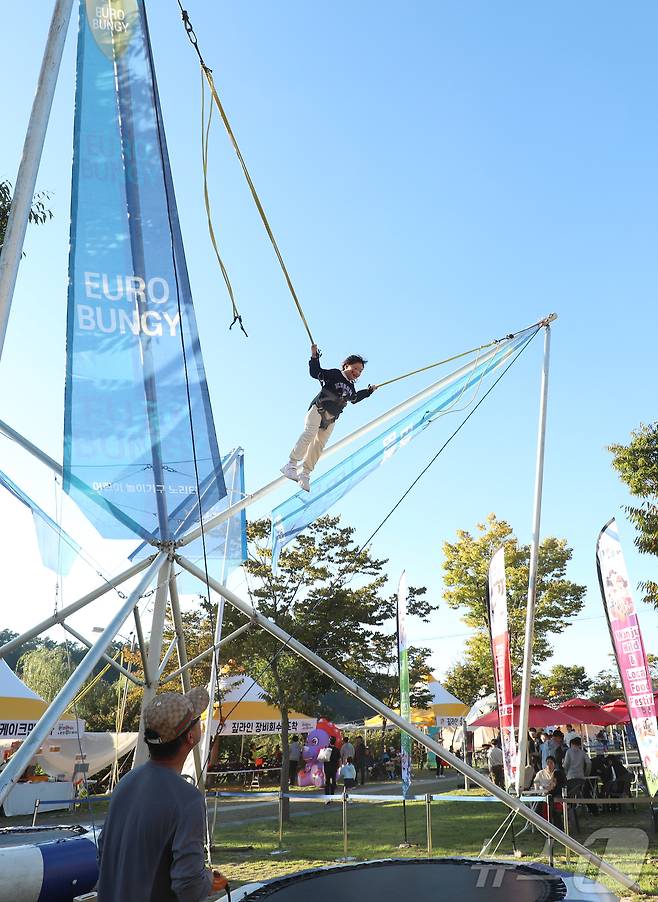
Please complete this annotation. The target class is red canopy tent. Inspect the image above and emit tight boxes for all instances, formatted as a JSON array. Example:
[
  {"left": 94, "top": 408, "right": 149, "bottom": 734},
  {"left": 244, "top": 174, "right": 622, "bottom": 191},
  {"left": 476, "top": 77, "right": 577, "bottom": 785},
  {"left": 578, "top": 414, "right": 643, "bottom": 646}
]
[
  {"left": 601, "top": 699, "right": 630, "bottom": 723},
  {"left": 470, "top": 695, "right": 579, "bottom": 729},
  {"left": 558, "top": 697, "right": 621, "bottom": 726}
]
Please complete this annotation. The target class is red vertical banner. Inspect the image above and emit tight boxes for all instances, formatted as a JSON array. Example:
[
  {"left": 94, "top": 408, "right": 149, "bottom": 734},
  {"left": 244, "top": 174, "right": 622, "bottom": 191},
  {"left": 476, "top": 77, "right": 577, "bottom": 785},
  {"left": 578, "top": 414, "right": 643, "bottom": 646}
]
[
  {"left": 488, "top": 547, "right": 518, "bottom": 788},
  {"left": 597, "top": 519, "right": 658, "bottom": 797}
]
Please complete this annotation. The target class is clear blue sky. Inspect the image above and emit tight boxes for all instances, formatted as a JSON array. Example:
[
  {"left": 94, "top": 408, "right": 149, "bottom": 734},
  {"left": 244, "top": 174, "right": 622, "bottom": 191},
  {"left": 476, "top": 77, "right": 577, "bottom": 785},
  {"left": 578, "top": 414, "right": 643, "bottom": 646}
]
[{"left": 1, "top": 1, "right": 657, "bottom": 687}]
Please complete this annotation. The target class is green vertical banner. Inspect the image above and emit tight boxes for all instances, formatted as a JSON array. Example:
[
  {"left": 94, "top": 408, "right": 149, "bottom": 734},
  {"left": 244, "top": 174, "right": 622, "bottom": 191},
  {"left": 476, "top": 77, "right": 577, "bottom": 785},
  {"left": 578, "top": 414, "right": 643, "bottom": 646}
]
[{"left": 397, "top": 571, "right": 412, "bottom": 800}]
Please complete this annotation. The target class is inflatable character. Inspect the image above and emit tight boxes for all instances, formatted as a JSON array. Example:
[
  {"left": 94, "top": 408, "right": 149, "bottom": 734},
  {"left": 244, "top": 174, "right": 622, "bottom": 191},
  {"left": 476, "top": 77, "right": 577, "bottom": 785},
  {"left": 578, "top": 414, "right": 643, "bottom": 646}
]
[{"left": 296, "top": 718, "right": 342, "bottom": 787}]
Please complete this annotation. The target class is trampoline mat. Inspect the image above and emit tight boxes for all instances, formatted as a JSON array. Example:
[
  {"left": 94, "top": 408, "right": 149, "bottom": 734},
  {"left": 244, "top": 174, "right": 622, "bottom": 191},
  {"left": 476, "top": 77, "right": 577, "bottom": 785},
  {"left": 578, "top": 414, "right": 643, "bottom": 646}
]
[{"left": 241, "top": 858, "right": 568, "bottom": 902}]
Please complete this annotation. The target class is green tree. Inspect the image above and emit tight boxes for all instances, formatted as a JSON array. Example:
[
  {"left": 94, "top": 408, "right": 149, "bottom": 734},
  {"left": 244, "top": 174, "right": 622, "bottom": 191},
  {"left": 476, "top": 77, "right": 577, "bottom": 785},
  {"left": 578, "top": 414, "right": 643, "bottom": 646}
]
[
  {"left": 609, "top": 422, "right": 658, "bottom": 608},
  {"left": 0, "top": 179, "right": 53, "bottom": 251},
  {"left": 441, "top": 514, "right": 586, "bottom": 707},
  {"left": 17, "top": 643, "right": 128, "bottom": 732},
  {"left": 535, "top": 664, "right": 591, "bottom": 704},
  {"left": 223, "top": 516, "right": 437, "bottom": 819},
  {"left": 589, "top": 668, "right": 622, "bottom": 705},
  {"left": 0, "top": 630, "right": 55, "bottom": 672}
]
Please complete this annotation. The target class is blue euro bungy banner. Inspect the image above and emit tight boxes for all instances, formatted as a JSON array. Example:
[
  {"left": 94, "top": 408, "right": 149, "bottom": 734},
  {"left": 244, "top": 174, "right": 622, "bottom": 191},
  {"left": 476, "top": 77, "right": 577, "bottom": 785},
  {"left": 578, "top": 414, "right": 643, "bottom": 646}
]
[
  {"left": 64, "top": 0, "right": 225, "bottom": 543},
  {"left": 0, "top": 470, "right": 80, "bottom": 575},
  {"left": 270, "top": 329, "right": 537, "bottom": 569}
]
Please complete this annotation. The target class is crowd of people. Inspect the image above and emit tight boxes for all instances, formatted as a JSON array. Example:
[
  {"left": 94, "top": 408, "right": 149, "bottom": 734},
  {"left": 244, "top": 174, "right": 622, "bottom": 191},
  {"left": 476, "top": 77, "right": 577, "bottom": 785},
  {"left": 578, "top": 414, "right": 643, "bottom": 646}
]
[{"left": 487, "top": 725, "right": 635, "bottom": 827}]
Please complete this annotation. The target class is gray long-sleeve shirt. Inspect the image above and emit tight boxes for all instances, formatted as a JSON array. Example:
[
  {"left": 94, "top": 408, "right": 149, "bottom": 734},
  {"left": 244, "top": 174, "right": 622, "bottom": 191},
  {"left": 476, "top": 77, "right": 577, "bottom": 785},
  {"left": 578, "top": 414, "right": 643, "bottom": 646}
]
[
  {"left": 563, "top": 747, "right": 591, "bottom": 781},
  {"left": 97, "top": 761, "right": 212, "bottom": 902}
]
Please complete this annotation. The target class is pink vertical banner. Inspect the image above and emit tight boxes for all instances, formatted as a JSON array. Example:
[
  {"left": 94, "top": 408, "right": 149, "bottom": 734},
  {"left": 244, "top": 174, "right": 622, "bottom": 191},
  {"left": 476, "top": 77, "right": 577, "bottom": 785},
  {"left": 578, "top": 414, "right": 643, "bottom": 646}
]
[
  {"left": 597, "top": 518, "right": 658, "bottom": 797},
  {"left": 488, "top": 547, "right": 517, "bottom": 788}
]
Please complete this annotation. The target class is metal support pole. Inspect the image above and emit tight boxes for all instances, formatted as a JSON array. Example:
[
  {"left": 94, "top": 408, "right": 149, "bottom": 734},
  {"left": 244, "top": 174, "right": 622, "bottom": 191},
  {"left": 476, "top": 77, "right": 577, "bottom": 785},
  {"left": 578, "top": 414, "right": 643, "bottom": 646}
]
[
  {"left": 178, "top": 339, "right": 515, "bottom": 548},
  {"left": 161, "top": 621, "right": 253, "bottom": 685},
  {"left": 546, "top": 799, "right": 554, "bottom": 868},
  {"left": 198, "top": 593, "right": 225, "bottom": 792},
  {"left": 0, "top": 556, "right": 155, "bottom": 661},
  {"left": 425, "top": 793, "right": 433, "bottom": 857},
  {"left": 278, "top": 790, "right": 284, "bottom": 850},
  {"left": 342, "top": 788, "right": 349, "bottom": 859},
  {"left": 0, "top": 0, "right": 75, "bottom": 360},
  {"left": 563, "top": 797, "right": 571, "bottom": 864},
  {"left": 168, "top": 570, "right": 202, "bottom": 780},
  {"left": 516, "top": 319, "right": 555, "bottom": 793},
  {"left": 133, "top": 607, "right": 151, "bottom": 686},
  {"left": 32, "top": 798, "right": 41, "bottom": 827},
  {"left": 132, "top": 559, "right": 172, "bottom": 768},
  {"left": 62, "top": 623, "right": 144, "bottom": 686},
  {"left": 156, "top": 636, "right": 179, "bottom": 679},
  {"left": 0, "top": 553, "right": 164, "bottom": 806},
  {"left": 174, "top": 552, "right": 638, "bottom": 893}
]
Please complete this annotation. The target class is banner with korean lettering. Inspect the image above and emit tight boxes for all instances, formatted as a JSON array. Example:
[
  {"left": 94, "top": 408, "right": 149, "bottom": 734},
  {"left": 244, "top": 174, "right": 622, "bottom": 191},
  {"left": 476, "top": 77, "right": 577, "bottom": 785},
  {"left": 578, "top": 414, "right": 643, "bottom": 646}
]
[
  {"left": 397, "top": 571, "right": 413, "bottom": 800},
  {"left": 64, "top": 0, "right": 225, "bottom": 542},
  {"left": 487, "top": 547, "right": 517, "bottom": 788},
  {"left": 596, "top": 519, "right": 658, "bottom": 796}
]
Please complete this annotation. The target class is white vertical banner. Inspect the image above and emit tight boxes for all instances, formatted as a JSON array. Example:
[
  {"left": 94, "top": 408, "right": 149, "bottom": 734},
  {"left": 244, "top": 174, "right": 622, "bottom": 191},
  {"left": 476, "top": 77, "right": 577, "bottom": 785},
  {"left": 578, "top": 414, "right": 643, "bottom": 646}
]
[
  {"left": 397, "top": 571, "right": 412, "bottom": 800},
  {"left": 488, "top": 547, "right": 518, "bottom": 789}
]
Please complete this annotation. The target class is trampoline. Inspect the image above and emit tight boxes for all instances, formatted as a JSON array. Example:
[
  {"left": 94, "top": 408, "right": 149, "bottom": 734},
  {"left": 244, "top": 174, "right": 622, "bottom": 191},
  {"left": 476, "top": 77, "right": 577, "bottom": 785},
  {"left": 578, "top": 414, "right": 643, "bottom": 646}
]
[{"left": 233, "top": 858, "right": 618, "bottom": 902}]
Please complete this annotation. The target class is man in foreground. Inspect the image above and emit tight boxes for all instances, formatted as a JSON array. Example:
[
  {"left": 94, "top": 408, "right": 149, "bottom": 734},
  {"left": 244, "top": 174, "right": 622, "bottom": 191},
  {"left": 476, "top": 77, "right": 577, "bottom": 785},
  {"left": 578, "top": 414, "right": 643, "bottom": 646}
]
[{"left": 97, "top": 686, "right": 228, "bottom": 901}]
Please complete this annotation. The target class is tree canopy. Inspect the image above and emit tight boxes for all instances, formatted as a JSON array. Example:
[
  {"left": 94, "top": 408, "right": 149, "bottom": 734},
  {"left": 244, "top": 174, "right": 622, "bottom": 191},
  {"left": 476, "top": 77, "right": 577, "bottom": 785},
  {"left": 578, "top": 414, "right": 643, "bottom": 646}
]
[
  {"left": 0, "top": 179, "right": 53, "bottom": 251},
  {"left": 534, "top": 664, "right": 591, "bottom": 704},
  {"left": 442, "top": 513, "right": 586, "bottom": 707},
  {"left": 609, "top": 422, "right": 658, "bottom": 608}
]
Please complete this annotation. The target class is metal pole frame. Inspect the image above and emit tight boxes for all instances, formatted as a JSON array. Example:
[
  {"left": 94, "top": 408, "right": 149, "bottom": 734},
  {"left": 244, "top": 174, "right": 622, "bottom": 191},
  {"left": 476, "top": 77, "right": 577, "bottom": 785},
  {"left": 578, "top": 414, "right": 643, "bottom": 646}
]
[
  {"left": 61, "top": 622, "right": 144, "bottom": 686},
  {"left": 174, "top": 552, "right": 638, "bottom": 893},
  {"left": 0, "top": 556, "right": 155, "bottom": 661},
  {"left": 132, "top": 558, "right": 172, "bottom": 768},
  {"left": 516, "top": 318, "right": 555, "bottom": 794},
  {"left": 0, "top": 0, "right": 76, "bottom": 360},
  {"left": 168, "top": 570, "right": 202, "bottom": 779},
  {"left": 0, "top": 552, "right": 166, "bottom": 806},
  {"left": 161, "top": 620, "right": 253, "bottom": 685}
]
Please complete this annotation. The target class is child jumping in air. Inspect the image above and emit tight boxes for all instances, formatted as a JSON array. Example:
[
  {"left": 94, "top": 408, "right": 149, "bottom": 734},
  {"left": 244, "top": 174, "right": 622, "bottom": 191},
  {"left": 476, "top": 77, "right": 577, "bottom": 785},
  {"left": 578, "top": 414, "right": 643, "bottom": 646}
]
[{"left": 281, "top": 343, "right": 377, "bottom": 492}]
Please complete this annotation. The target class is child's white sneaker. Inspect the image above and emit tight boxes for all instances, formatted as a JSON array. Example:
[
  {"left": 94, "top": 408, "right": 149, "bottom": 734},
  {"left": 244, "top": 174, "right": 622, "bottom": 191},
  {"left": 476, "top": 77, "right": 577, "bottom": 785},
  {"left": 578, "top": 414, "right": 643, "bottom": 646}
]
[
  {"left": 298, "top": 473, "right": 311, "bottom": 493},
  {"left": 280, "top": 462, "right": 298, "bottom": 481}
]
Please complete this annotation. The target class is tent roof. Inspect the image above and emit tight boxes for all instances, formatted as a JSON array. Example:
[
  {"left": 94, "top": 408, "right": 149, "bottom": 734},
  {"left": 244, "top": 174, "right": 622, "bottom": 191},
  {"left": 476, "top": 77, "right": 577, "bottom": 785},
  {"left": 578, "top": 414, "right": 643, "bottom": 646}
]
[
  {"left": 208, "top": 674, "right": 314, "bottom": 723},
  {"left": 425, "top": 676, "right": 468, "bottom": 713},
  {"left": 0, "top": 660, "right": 47, "bottom": 720}
]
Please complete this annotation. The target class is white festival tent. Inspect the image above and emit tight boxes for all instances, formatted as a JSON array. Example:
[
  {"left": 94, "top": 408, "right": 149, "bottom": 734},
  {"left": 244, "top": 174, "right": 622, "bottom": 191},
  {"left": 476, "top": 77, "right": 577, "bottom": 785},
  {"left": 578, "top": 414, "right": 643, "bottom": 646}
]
[
  {"left": 205, "top": 674, "right": 316, "bottom": 737},
  {"left": 0, "top": 660, "right": 136, "bottom": 788}
]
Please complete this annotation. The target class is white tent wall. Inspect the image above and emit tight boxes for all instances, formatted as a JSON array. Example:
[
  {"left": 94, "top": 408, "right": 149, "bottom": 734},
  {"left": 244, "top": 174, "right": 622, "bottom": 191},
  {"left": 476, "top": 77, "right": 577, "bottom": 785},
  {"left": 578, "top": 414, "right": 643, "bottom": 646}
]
[{"left": 0, "top": 732, "right": 138, "bottom": 781}]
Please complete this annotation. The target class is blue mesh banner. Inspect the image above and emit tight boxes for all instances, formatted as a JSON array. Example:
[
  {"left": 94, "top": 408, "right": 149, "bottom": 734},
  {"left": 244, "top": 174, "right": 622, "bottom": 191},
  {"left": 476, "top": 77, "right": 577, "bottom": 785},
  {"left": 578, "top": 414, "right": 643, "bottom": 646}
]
[
  {"left": 0, "top": 470, "right": 80, "bottom": 575},
  {"left": 64, "top": 0, "right": 225, "bottom": 542},
  {"left": 271, "top": 330, "right": 537, "bottom": 569},
  {"left": 130, "top": 448, "right": 247, "bottom": 591}
]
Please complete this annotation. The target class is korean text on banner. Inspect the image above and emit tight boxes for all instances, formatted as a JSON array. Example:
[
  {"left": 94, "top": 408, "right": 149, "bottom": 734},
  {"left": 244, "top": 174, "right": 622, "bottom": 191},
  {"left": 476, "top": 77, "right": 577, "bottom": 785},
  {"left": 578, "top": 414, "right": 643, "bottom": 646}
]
[
  {"left": 397, "top": 571, "right": 413, "bottom": 800},
  {"left": 64, "top": 0, "right": 224, "bottom": 542},
  {"left": 488, "top": 547, "right": 518, "bottom": 788},
  {"left": 597, "top": 519, "right": 658, "bottom": 796}
]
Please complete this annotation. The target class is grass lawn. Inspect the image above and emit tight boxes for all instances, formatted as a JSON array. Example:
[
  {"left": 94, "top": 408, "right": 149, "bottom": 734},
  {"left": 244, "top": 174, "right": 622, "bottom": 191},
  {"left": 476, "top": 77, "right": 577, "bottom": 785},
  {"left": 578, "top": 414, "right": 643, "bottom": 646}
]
[{"left": 210, "top": 791, "right": 658, "bottom": 900}]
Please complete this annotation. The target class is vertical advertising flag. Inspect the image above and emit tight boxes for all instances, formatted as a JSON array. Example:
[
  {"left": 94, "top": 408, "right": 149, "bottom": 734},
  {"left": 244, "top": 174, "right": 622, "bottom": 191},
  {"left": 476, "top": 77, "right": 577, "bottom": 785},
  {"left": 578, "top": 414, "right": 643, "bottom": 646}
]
[
  {"left": 596, "top": 519, "right": 658, "bottom": 796},
  {"left": 487, "top": 547, "right": 517, "bottom": 788},
  {"left": 397, "top": 571, "right": 413, "bottom": 800},
  {"left": 64, "top": 0, "right": 225, "bottom": 542}
]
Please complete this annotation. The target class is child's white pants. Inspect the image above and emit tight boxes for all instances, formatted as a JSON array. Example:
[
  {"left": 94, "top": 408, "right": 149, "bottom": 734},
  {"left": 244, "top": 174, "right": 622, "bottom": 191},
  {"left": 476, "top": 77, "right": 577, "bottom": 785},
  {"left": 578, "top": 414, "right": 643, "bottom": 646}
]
[{"left": 290, "top": 406, "right": 335, "bottom": 475}]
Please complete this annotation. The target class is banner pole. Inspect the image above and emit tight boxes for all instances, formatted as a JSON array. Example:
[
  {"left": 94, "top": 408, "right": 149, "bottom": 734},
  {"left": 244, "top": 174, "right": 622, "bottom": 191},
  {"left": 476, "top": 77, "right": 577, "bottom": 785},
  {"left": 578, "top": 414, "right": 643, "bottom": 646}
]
[
  {"left": 0, "top": 0, "right": 75, "bottom": 360},
  {"left": 516, "top": 321, "right": 554, "bottom": 794}
]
